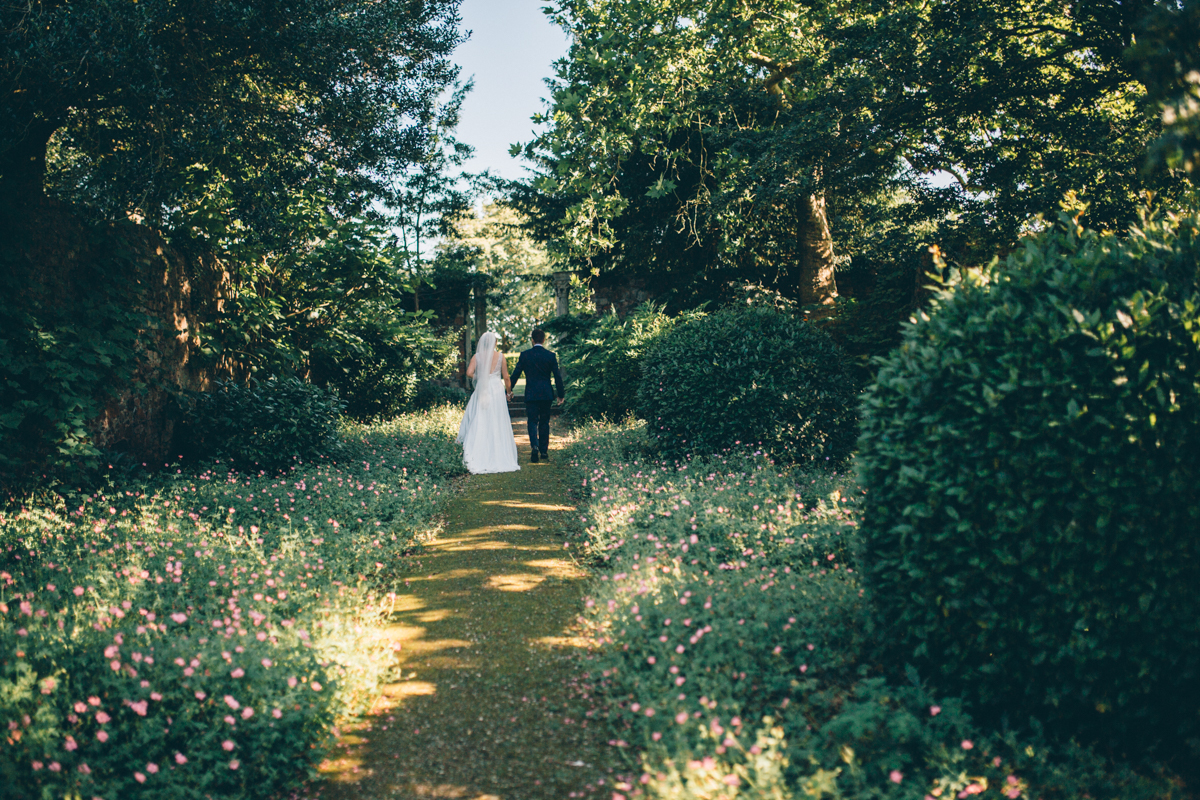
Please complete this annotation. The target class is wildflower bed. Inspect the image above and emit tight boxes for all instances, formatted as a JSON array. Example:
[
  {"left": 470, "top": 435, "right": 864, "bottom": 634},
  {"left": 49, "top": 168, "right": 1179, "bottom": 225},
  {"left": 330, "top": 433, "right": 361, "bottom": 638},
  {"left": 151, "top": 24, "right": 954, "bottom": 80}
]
[
  {"left": 562, "top": 420, "right": 1171, "bottom": 800},
  {"left": 0, "top": 408, "right": 466, "bottom": 800}
]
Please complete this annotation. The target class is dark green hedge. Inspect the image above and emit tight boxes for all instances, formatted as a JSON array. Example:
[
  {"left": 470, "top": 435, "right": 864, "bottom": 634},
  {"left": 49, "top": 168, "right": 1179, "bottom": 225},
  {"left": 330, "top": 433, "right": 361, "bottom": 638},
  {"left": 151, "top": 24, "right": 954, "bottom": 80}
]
[
  {"left": 180, "top": 378, "right": 345, "bottom": 470},
  {"left": 857, "top": 212, "right": 1200, "bottom": 762},
  {"left": 638, "top": 306, "right": 857, "bottom": 464}
]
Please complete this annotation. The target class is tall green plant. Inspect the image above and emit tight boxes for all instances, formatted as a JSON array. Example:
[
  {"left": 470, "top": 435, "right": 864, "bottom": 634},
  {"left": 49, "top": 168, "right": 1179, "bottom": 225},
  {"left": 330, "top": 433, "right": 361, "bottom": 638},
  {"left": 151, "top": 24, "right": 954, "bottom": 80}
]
[
  {"left": 555, "top": 303, "right": 691, "bottom": 420},
  {"left": 0, "top": 236, "right": 144, "bottom": 488},
  {"left": 858, "top": 210, "right": 1200, "bottom": 765}
]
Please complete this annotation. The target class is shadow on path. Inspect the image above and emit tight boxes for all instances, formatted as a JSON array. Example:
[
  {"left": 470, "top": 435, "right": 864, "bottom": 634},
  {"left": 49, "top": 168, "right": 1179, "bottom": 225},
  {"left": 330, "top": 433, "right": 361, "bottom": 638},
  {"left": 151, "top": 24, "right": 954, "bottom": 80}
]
[{"left": 310, "top": 419, "right": 620, "bottom": 800}]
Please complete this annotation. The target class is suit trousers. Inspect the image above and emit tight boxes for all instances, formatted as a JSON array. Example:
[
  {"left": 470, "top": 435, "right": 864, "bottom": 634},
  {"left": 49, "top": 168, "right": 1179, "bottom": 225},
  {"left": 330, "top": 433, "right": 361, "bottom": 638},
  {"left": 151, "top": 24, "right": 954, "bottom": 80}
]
[{"left": 525, "top": 398, "right": 553, "bottom": 454}]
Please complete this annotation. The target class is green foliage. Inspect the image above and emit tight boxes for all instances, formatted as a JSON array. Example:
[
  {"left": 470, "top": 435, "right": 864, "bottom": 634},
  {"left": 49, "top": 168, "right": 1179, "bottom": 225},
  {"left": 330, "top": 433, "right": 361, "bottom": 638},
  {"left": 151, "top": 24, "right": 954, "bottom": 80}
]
[
  {"left": 0, "top": 239, "right": 143, "bottom": 489},
  {"left": 515, "top": 0, "right": 1168, "bottom": 310},
  {"left": 558, "top": 303, "right": 695, "bottom": 421},
  {"left": 1131, "top": 0, "right": 1200, "bottom": 176},
  {"left": 638, "top": 307, "right": 858, "bottom": 465},
  {"left": 6, "top": 0, "right": 464, "bottom": 245},
  {"left": 0, "top": 407, "right": 466, "bottom": 799},
  {"left": 857, "top": 211, "right": 1200, "bottom": 761},
  {"left": 561, "top": 422, "right": 1173, "bottom": 800},
  {"left": 412, "top": 381, "right": 469, "bottom": 411},
  {"left": 180, "top": 379, "right": 345, "bottom": 471}
]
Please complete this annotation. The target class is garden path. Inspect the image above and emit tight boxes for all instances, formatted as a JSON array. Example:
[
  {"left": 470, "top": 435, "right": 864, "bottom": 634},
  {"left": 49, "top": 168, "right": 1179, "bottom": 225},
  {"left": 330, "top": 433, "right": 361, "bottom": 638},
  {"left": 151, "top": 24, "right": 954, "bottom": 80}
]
[{"left": 308, "top": 420, "right": 620, "bottom": 799}]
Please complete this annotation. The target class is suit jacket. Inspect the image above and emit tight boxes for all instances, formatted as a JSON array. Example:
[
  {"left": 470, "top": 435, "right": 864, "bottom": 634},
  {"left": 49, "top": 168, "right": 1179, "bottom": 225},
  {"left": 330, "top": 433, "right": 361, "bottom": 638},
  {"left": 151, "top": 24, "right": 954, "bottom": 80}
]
[{"left": 510, "top": 344, "right": 565, "bottom": 402}]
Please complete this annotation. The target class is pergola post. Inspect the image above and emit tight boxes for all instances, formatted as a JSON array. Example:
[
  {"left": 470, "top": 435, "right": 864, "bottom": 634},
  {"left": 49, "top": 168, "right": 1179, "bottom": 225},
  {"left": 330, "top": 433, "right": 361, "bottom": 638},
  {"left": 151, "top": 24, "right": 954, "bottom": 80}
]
[
  {"left": 474, "top": 282, "right": 487, "bottom": 339},
  {"left": 552, "top": 271, "right": 571, "bottom": 317}
]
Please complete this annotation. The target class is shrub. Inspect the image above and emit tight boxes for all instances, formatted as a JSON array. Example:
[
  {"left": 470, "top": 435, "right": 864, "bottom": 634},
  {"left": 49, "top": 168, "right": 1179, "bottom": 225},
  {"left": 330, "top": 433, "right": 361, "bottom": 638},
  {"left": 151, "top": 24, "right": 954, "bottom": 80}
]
[
  {"left": 0, "top": 408, "right": 465, "bottom": 798},
  {"left": 180, "top": 378, "right": 345, "bottom": 470},
  {"left": 561, "top": 421, "right": 1172, "bottom": 800},
  {"left": 554, "top": 303, "right": 694, "bottom": 420},
  {"left": 638, "top": 306, "right": 858, "bottom": 465},
  {"left": 857, "top": 211, "right": 1200, "bottom": 762},
  {"left": 411, "top": 380, "right": 469, "bottom": 411}
]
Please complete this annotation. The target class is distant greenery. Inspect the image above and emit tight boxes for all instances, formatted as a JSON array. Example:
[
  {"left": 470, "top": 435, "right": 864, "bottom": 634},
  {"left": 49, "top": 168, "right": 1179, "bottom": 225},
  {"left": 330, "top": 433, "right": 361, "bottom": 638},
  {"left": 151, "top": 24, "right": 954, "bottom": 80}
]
[
  {"left": 639, "top": 307, "right": 858, "bottom": 466},
  {"left": 179, "top": 378, "right": 346, "bottom": 472},
  {"left": 859, "top": 210, "right": 1200, "bottom": 768},
  {"left": 547, "top": 303, "right": 695, "bottom": 421},
  {"left": 0, "top": 407, "right": 466, "bottom": 799}
]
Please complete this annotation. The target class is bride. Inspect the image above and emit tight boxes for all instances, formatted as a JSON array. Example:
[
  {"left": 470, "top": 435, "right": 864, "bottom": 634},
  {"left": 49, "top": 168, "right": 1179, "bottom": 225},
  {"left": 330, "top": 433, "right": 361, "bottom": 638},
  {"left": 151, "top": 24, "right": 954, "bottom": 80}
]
[{"left": 456, "top": 331, "right": 520, "bottom": 474}]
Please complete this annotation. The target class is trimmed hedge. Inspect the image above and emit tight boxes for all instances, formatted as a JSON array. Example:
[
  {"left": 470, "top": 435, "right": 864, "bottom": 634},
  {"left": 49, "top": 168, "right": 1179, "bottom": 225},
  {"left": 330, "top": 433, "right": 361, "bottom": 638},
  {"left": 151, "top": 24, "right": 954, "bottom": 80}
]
[
  {"left": 857, "top": 212, "right": 1200, "bottom": 762},
  {"left": 638, "top": 306, "right": 857, "bottom": 465},
  {"left": 180, "top": 378, "right": 344, "bottom": 470}
]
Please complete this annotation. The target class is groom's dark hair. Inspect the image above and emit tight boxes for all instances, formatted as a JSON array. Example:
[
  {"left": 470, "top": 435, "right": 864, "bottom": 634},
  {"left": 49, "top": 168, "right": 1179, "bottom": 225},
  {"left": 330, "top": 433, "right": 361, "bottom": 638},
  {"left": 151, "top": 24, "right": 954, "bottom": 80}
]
[{"left": 531, "top": 327, "right": 546, "bottom": 343}]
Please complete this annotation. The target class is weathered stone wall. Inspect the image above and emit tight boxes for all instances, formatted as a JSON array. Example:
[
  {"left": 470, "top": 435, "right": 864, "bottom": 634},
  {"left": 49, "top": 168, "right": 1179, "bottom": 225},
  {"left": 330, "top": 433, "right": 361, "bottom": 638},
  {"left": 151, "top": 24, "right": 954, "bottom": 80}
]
[
  {"left": 6, "top": 198, "right": 228, "bottom": 465},
  {"left": 589, "top": 272, "right": 650, "bottom": 317}
]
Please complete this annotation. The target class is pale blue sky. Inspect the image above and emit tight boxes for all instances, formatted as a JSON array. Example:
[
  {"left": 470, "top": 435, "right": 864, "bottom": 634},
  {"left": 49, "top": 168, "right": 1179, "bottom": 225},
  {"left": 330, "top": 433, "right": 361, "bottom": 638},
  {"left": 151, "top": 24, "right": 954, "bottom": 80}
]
[{"left": 453, "top": 0, "right": 570, "bottom": 184}]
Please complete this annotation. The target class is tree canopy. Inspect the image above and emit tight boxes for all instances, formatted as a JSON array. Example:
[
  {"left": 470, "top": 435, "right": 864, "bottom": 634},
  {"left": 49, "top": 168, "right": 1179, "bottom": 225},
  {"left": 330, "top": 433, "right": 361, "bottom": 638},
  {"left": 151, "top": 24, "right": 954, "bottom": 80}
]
[
  {"left": 2, "top": 0, "right": 464, "bottom": 247},
  {"left": 513, "top": 0, "right": 1179, "bottom": 314}
]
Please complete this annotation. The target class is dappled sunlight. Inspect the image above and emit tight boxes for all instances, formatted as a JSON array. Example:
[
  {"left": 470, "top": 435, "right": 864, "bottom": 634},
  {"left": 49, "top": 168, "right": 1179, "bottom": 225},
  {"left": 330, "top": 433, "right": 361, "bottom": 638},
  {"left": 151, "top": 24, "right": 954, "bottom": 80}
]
[
  {"left": 484, "top": 573, "right": 546, "bottom": 592},
  {"left": 522, "top": 557, "right": 587, "bottom": 579},
  {"left": 481, "top": 499, "right": 575, "bottom": 512},
  {"left": 531, "top": 634, "right": 591, "bottom": 649}
]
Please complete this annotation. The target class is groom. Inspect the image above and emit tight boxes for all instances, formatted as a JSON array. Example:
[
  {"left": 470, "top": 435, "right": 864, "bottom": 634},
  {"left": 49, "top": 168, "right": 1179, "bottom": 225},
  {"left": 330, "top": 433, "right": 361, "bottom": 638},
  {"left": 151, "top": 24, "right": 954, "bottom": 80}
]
[{"left": 507, "top": 327, "right": 565, "bottom": 463}]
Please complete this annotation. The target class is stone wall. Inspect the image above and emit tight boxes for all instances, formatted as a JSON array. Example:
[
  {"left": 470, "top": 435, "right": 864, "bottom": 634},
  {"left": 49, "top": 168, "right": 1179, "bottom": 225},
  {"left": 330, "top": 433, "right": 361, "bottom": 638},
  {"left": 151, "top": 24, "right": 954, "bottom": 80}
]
[{"left": 6, "top": 198, "right": 228, "bottom": 466}]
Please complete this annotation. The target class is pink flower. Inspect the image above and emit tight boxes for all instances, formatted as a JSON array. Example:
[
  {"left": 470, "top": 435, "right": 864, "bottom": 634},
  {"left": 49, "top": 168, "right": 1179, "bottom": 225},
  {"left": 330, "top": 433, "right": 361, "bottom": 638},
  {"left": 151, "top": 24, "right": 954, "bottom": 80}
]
[
  {"left": 195, "top": 691, "right": 206, "bottom": 701},
  {"left": 77, "top": 763, "right": 91, "bottom": 775},
  {"left": 890, "top": 770, "right": 903, "bottom": 783},
  {"left": 272, "top": 708, "right": 282, "bottom": 719},
  {"left": 96, "top": 731, "right": 109, "bottom": 743},
  {"left": 64, "top": 736, "right": 78, "bottom": 752},
  {"left": 287, "top": 677, "right": 297, "bottom": 688},
  {"left": 146, "top": 763, "right": 159, "bottom": 774},
  {"left": 175, "top": 753, "right": 188, "bottom": 765},
  {"left": 224, "top": 715, "right": 236, "bottom": 725},
  {"left": 961, "top": 740, "right": 974, "bottom": 750},
  {"left": 110, "top": 660, "right": 121, "bottom": 672},
  {"left": 95, "top": 711, "right": 110, "bottom": 724},
  {"left": 222, "top": 740, "right": 235, "bottom": 751},
  {"left": 73, "top": 586, "right": 85, "bottom": 596},
  {"left": 171, "top": 613, "right": 188, "bottom": 624},
  {"left": 224, "top": 695, "right": 240, "bottom": 710},
  {"left": 229, "top": 760, "right": 240, "bottom": 770},
  {"left": 74, "top": 702, "right": 88, "bottom": 713},
  {"left": 129, "top": 700, "right": 148, "bottom": 716},
  {"left": 675, "top": 712, "right": 688, "bottom": 724},
  {"left": 135, "top": 772, "right": 146, "bottom": 783},
  {"left": 150, "top": 692, "right": 162, "bottom": 701},
  {"left": 230, "top": 667, "right": 245, "bottom": 678},
  {"left": 31, "top": 761, "right": 43, "bottom": 771},
  {"left": 311, "top": 682, "right": 322, "bottom": 691},
  {"left": 261, "top": 659, "right": 272, "bottom": 668},
  {"left": 88, "top": 697, "right": 100, "bottom": 706},
  {"left": 241, "top": 707, "right": 254, "bottom": 720},
  {"left": 48, "top": 762, "right": 61, "bottom": 772},
  {"left": 930, "top": 705, "right": 941, "bottom": 716}
]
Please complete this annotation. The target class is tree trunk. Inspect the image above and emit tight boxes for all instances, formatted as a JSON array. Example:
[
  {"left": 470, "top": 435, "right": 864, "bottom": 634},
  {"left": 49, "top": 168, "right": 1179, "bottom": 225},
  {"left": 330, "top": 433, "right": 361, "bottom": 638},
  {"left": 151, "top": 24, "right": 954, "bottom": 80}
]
[
  {"left": 797, "top": 191, "right": 838, "bottom": 307},
  {"left": 0, "top": 120, "right": 57, "bottom": 205}
]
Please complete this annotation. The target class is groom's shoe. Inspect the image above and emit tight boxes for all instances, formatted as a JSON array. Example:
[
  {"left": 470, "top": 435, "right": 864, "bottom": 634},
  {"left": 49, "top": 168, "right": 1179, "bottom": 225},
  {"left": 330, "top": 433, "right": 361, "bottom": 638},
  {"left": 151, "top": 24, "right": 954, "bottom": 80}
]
[
  {"left": 530, "top": 450, "right": 539, "bottom": 464},
  {"left": 540, "top": 451, "right": 548, "bottom": 461}
]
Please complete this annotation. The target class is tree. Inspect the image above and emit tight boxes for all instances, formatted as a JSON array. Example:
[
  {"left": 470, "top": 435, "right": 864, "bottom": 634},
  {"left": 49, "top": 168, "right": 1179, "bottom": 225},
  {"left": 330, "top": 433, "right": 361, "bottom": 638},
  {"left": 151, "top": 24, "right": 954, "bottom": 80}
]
[
  {"left": 2, "top": 0, "right": 464, "bottom": 243},
  {"left": 387, "top": 80, "right": 476, "bottom": 311},
  {"left": 442, "top": 202, "right": 561, "bottom": 349},
  {"left": 515, "top": 0, "right": 1172, "bottom": 316}
]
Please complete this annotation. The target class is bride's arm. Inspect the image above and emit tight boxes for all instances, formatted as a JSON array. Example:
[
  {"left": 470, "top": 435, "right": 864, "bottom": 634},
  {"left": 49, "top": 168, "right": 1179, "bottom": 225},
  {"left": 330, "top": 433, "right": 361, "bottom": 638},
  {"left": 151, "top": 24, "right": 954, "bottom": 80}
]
[
  {"left": 466, "top": 355, "right": 477, "bottom": 378},
  {"left": 500, "top": 353, "right": 511, "bottom": 393}
]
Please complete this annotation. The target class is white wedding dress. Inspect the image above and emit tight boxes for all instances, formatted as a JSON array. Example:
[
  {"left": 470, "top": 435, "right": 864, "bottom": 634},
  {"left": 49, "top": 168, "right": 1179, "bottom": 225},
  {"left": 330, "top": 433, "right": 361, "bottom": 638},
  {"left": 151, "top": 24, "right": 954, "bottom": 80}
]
[{"left": 456, "top": 335, "right": 520, "bottom": 474}]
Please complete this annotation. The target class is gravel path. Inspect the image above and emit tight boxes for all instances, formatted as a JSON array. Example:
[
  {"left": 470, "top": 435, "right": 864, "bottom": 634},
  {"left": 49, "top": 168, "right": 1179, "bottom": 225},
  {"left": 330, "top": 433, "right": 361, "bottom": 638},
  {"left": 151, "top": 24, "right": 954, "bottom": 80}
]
[{"left": 310, "top": 419, "right": 622, "bottom": 799}]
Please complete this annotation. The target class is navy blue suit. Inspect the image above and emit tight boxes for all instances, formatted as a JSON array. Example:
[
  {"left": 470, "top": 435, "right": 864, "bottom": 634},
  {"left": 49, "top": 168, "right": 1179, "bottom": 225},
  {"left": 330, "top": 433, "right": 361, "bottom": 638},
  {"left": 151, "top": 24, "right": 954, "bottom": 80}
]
[{"left": 510, "top": 344, "right": 565, "bottom": 455}]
